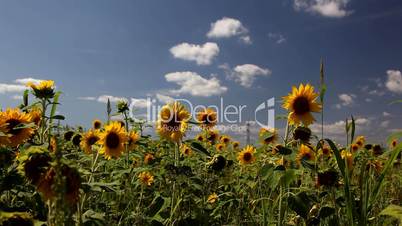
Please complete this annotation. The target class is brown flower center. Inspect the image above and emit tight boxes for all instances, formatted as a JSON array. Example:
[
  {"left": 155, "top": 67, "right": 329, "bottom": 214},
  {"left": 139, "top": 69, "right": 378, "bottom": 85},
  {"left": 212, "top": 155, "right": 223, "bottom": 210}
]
[
  {"left": 243, "top": 152, "right": 252, "bottom": 162},
  {"left": 292, "top": 96, "right": 310, "bottom": 115},
  {"left": 6, "top": 119, "right": 23, "bottom": 135},
  {"left": 87, "top": 136, "right": 99, "bottom": 145},
  {"left": 106, "top": 132, "right": 120, "bottom": 149}
]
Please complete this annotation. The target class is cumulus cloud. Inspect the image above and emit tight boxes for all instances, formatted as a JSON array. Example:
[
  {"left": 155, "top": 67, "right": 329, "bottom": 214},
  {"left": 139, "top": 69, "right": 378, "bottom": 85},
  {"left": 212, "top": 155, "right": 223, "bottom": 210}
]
[
  {"left": 239, "top": 36, "right": 252, "bottom": 44},
  {"left": 380, "top": 120, "right": 390, "bottom": 128},
  {"left": 165, "top": 71, "right": 227, "bottom": 97},
  {"left": 268, "top": 33, "right": 286, "bottom": 44},
  {"left": 221, "top": 64, "right": 271, "bottom": 88},
  {"left": 0, "top": 83, "right": 26, "bottom": 94},
  {"left": 79, "top": 95, "right": 128, "bottom": 103},
  {"left": 207, "top": 17, "right": 248, "bottom": 38},
  {"left": 130, "top": 98, "right": 151, "bottom": 109},
  {"left": 311, "top": 117, "right": 370, "bottom": 136},
  {"left": 293, "top": 0, "right": 352, "bottom": 18},
  {"left": 335, "top": 93, "right": 355, "bottom": 108},
  {"left": 383, "top": 112, "right": 391, "bottom": 117},
  {"left": 170, "top": 42, "right": 219, "bottom": 65},
  {"left": 15, "top": 77, "right": 43, "bottom": 85},
  {"left": 385, "top": 70, "right": 402, "bottom": 94}
]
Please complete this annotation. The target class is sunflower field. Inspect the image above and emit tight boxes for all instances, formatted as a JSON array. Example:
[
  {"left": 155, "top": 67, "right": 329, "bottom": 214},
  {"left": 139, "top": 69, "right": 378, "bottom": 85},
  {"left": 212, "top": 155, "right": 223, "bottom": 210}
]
[{"left": 0, "top": 76, "right": 401, "bottom": 226}]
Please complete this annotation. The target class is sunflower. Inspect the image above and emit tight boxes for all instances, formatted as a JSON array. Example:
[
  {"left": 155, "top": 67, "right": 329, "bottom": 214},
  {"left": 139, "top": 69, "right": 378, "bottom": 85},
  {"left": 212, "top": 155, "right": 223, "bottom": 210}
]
[
  {"left": 341, "top": 150, "right": 353, "bottom": 169},
  {"left": 80, "top": 130, "right": 100, "bottom": 154},
  {"left": 206, "top": 130, "right": 219, "bottom": 144},
  {"left": 180, "top": 144, "right": 192, "bottom": 156},
  {"left": 208, "top": 155, "right": 227, "bottom": 171},
  {"left": 282, "top": 83, "right": 322, "bottom": 126},
  {"left": 0, "top": 113, "right": 9, "bottom": 146},
  {"left": 27, "top": 80, "right": 55, "bottom": 99},
  {"left": 138, "top": 171, "right": 154, "bottom": 186},
  {"left": 216, "top": 143, "right": 225, "bottom": 152},
  {"left": 319, "top": 144, "right": 331, "bottom": 156},
  {"left": 367, "top": 160, "right": 383, "bottom": 174},
  {"left": 220, "top": 135, "right": 231, "bottom": 144},
  {"left": 232, "top": 141, "right": 240, "bottom": 149},
  {"left": 259, "top": 128, "right": 278, "bottom": 145},
  {"left": 92, "top": 119, "right": 102, "bottom": 130},
  {"left": 276, "top": 156, "right": 290, "bottom": 168},
  {"left": 72, "top": 134, "right": 82, "bottom": 146},
  {"left": 391, "top": 139, "right": 398, "bottom": 148},
  {"left": 49, "top": 136, "right": 57, "bottom": 153},
  {"left": 297, "top": 144, "right": 315, "bottom": 164},
  {"left": 372, "top": 144, "right": 383, "bottom": 156},
  {"left": 197, "top": 108, "right": 217, "bottom": 129},
  {"left": 195, "top": 134, "right": 205, "bottom": 142},
  {"left": 0, "top": 212, "right": 34, "bottom": 226},
  {"left": 144, "top": 153, "right": 155, "bottom": 165},
  {"left": 316, "top": 170, "right": 339, "bottom": 187},
  {"left": 63, "top": 131, "right": 75, "bottom": 141},
  {"left": 351, "top": 143, "right": 359, "bottom": 152},
  {"left": 28, "top": 108, "right": 42, "bottom": 126},
  {"left": 1, "top": 108, "right": 34, "bottom": 147},
  {"left": 238, "top": 145, "right": 256, "bottom": 165},
  {"left": 207, "top": 193, "right": 218, "bottom": 204},
  {"left": 293, "top": 126, "right": 311, "bottom": 142},
  {"left": 98, "top": 122, "right": 128, "bottom": 159},
  {"left": 355, "top": 136, "right": 365, "bottom": 148},
  {"left": 156, "top": 102, "right": 190, "bottom": 143},
  {"left": 127, "top": 131, "right": 140, "bottom": 151}
]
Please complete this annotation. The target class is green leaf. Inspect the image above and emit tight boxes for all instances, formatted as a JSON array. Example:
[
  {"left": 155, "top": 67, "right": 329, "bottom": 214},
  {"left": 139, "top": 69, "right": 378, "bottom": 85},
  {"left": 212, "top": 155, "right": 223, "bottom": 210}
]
[
  {"left": 288, "top": 192, "right": 314, "bottom": 219},
  {"left": 350, "top": 115, "right": 355, "bottom": 143},
  {"left": 190, "top": 141, "right": 210, "bottom": 156},
  {"left": 50, "top": 115, "right": 65, "bottom": 120},
  {"left": 277, "top": 145, "right": 292, "bottom": 155},
  {"left": 49, "top": 91, "right": 61, "bottom": 125},
  {"left": 319, "top": 206, "right": 335, "bottom": 219},
  {"left": 380, "top": 205, "right": 402, "bottom": 221}
]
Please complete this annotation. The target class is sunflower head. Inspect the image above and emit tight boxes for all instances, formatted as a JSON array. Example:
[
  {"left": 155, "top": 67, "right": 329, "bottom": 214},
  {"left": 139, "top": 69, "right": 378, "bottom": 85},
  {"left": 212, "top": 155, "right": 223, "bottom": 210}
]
[
  {"left": 1, "top": 108, "right": 34, "bottom": 147},
  {"left": 259, "top": 128, "right": 278, "bottom": 145},
  {"left": 355, "top": 136, "right": 365, "bottom": 148},
  {"left": 0, "top": 212, "right": 34, "bottom": 226},
  {"left": 98, "top": 121, "right": 128, "bottom": 159},
  {"left": 195, "top": 134, "right": 205, "bottom": 142},
  {"left": 207, "top": 193, "right": 218, "bottom": 204},
  {"left": 319, "top": 144, "right": 332, "bottom": 156},
  {"left": 63, "top": 131, "right": 75, "bottom": 141},
  {"left": 276, "top": 156, "right": 290, "bottom": 168},
  {"left": 138, "top": 171, "right": 154, "bottom": 186},
  {"left": 207, "top": 155, "right": 227, "bottom": 171},
  {"left": 238, "top": 145, "right": 256, "bottom": 165},
  {"left": 282, "top": 84, "right": 321, "bottom": 126},
  {"left": 197, "top": 108, "right": 217, "bottom": 129},
  {"left": 27, "top": 80, "right": 55, "bottom": 99},
  {"left": 341, "top": 150, "right": 353, "bottom": 169},
  {"left": 127, "top": 131, "right": 140, "bottom": 151},
  {"left": 220, "top": 135, "right": 231, "bottom": 144},
  {"left": 351, "top": 143, "right": 359, "bottom": 152},
  {"left": 18, "top": 149, "right": 51, "bottom": 185},
  {"left": 232, "top": 141, "right": 240, "bottom": 149},
  {"left": 80, "top": 130, "right": 100, "bottom": 154},
  {"left": 28, "top": 107, "right": 42, "bottom": 126},
  {"left": 157, "top": 102, "right": 190, "bottom": 143},
  {"left": 180, "top": 144, "right": 192, "bottom": 156},
  {"left": 72, "top": 134, "right": 82, "bottom": 146},
  {"left": 117, "top": 100, "right": 130, "bottom": 113},
  {"left": 144, "top": 153, "right": 155, "bottom": 165},
  {"left": 293, "top": 126, "right": 311, "bottom": 142},
  {"left": 372, "top": 144, "right": 383, "bottom": 156},
  {"left": 49, "top": 136, "right": 57, "bottom": 153},
  {"left": 206, "top": 130, "right": 220, "bottom": 144},
  {"left": 316, "top": 170, "right": 339, "bottom": 188},
  {"left": 391, "top": 139, "right": 398, "bottom": 149},
  {"left": 297, "top": 144, "right": 315, "bottom": 164},
  {"left": 92, "top": 119, "right": 102, "bottom": 130},
  {"left": 216, "top": 143, "right": 225, "bottom": 152}
]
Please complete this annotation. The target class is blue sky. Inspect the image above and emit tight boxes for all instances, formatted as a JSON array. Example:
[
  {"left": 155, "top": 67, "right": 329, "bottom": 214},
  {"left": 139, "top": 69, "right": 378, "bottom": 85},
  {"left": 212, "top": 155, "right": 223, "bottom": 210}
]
[{"left": 0, "top": 0, "right": 401, "bottom": 144}]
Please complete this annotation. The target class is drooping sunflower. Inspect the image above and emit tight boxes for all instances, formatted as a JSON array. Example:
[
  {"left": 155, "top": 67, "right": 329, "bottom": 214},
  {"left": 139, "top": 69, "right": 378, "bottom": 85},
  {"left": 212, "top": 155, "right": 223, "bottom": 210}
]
[
  {"left": 97, "top": 121, "right": 128, "bottom": 159},
  {"left": 282, "top": 83, "right": 322, "bottom": 126},
  {"left": 197, "top": 108, "right": 217, "bottom": 129},
  {"left": 80, "top": 130, "right": 100, "bottom": 154},
  {"left": 259, "top": 128, "right": 278, "bottom": 145},
  {"left": 206, "top": 130, "right": 220, "bottom": 144},
  {"left": 237, "top": 145, "right": 256, "bottom": 165},
  {"left": 156, "top": 102, "right": 190, "bottom": 143},
  {"left": 293, "top": 126, "right": 312, "bottom": 142},
  {"left": 297, "top": 144, "right": 315, "bottom": 164},
  {"left": 63, "top": 131, "right": 75, "bottom": 141},
  {"left": 127, "top": 131, "right": 140, "bottom": 151},
  {"left": 1, "top": 108, "right": 34, "bottom": 147},
  {"left": 92, "top": 119, "right": 102, "bottom": 130},
  {"left": 28, "top": 108, "right": 42, "bottom": 126},
  {"left": 207, "top": 192, "right": 218, "bottom": 204},
  {"left": 355, "top": 136, "right": 365, "bottom": 148},
  {"left": 351, "top": 143, "right": 359, "bottom": 152},
  {"left": 27, "top": 80, "right": 55, "bottom": 99},
  {"left": 316, "top": 170, "right": 339, "bottom": 187},
  {"left": 180, "top": 144, "right": 192, "bottom": 156},
  {"left": 138, "top": 171, "right": 154, "bottom": 186}
]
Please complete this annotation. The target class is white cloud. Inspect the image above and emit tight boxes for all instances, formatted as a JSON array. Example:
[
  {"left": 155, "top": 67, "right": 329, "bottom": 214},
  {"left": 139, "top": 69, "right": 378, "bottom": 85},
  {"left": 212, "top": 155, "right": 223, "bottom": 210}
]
[
  {"left": 97, "top": 95, "right": 127, "bottom": 103},
  {"left": 11, "top": 95, "right": 23, "bottom": 100},
  {"left": 170, "top": 42, "right": 219, "bottom": 65},
  {"left": 385, "top": 70, "right": 402, "bottom": 94},
  {"left": 365, "top": 98, "right": 372, "bottom": 102},
  {"left": 165, "top": 71, "right": 227, "bottom": 97},
  {"left": 337, "top": 93, "right": 355, "bottom": 108},
  {"left": 268, "top": 33, "right": 286, "bottom": 44},
  {"left": 383, "top": 112, "right": 391, "bottom": 117},
  {"left": 207, "top": 17, "right": 248, "bottom": 38},
  {"left": 239, "top": 36, "right": 252, "bottom": 44},
  {"left": 78, "top": 96, "right": 97, "bottom": 101},
  {"left": 311, "top": 117, "right": 370, "bottom": 136},
  {"left": 156, "top": 93, "right": 174, "bottom": 103},
  {"left": 130, "top": 98, "right": 151, "bottom": 109},
  {"left": 0, "top": 83, "right": 26, "bottom": 94},
  {"left": 230, "top": 64, "right": 271, "bottom": 88},
  {"left": 368, "top": 89, "right": 385, "bottom": 96},
  {"left": 380, "top": 120, "right": 390, "bottom": 128},
  {"left": 293, "top": 0, "right": 352, "bottom": 18},
  {"left": 15, "top": 77, "right": 43, "bottom": 85}
]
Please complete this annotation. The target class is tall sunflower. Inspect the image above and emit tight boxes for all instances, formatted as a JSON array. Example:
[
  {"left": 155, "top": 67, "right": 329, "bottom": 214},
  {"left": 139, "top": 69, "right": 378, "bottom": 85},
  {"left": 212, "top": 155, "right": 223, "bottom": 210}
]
[
  {"left": 156, "top": 102, "right": 190, "bottom": 143},
  {"left": 92, "top": 119, "right": 102, "bottom": 130},
  {"left": 1, "top": 108, "right": 34, "bottom": 147},
  {"left": 80, "top": 130, "right": 100, "bottom": 154},
  {"left": 282, "top": 84, "right": 322, "bottom": 126},
  {"left": 27, "top": 80, "right": 55, "bottom": 99},
  {"left": 197, "top": 108, "right": 217, "bottom": 129},
  {"left": 237, "top": 145, "right": 256, "bottom": 165},
  {"left": 97, "top": 122, "right": 128, "bottom": 159},
  {"left": 297, "top": 144, "right": 315, "bottom": 164}
]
